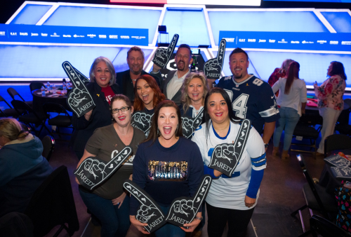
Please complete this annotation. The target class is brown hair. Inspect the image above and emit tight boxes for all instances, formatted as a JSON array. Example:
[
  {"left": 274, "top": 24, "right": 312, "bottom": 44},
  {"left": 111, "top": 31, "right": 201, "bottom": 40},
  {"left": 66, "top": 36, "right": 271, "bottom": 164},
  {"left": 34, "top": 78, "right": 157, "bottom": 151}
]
[
  {"left": 127, "top": 46, "right": 145, "bottom": 60},
  {"left": 109, "top": 94, "right": 132, "bottom": 112},
  {"left": 145, "top": 100, "right": 183, "bottom": 144},
  {"left": 285, "top": 61, "right": 300, "bottom": 94},
  {"left": 133, "top": 75, "right": 166, "bottom": 111},
  {"left": 181, "top": 72, "right": 208, "bottom": 113},
  {"left": 0, "top": 118, "right": 29, "bottom": 141}
]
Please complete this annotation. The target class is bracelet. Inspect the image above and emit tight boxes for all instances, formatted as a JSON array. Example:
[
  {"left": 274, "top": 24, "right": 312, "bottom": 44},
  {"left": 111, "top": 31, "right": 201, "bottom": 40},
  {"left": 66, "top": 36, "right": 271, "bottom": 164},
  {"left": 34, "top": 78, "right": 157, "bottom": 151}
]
[{"left": 195, "top": 216, "right": 203, "bottom": 221}]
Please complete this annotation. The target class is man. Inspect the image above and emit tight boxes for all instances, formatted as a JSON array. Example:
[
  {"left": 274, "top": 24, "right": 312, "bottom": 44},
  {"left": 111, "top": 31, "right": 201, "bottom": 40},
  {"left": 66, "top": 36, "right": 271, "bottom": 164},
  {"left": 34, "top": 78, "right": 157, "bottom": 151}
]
[
  {"left": 151, "top": 44, "right": 193, "bottom": 106},
  {"left": 216, "top": 48, "right": 279, "bottom": 149},
  {"left": 116, "top": 47, "right": 160, "bottom": 103}
]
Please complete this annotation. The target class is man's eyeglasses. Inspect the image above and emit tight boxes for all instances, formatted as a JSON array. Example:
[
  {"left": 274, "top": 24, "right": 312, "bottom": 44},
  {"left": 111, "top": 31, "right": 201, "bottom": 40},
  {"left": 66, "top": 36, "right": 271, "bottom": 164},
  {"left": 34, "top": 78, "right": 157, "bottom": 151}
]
[{"left": 112, "top": 106, "right": 130, "bottom": 114}]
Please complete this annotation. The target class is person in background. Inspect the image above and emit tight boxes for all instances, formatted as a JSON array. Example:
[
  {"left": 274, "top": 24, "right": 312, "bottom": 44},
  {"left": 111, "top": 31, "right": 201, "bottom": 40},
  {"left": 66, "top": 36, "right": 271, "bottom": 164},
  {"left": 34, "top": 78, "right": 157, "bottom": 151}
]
[
  {"left": 76, "top": 95, "right": 145, "bottom": 237},
  {"left": 116, "top": 47, "right": 160, "bottom": 103},
  {"left": 133, "top": 75, "right": 166, "bottom": 115},
  {"left": 151, "top": 44, "right": 193, "bottom": 106},
  {"left": 192, "top": 88, "right": 266, "bottom": 237},
  {"left": 180, "top": 72, "right": 208, "bottom": 119},
  {"left": 130, "top": 100, "right": 204, "bottom": 237},
  {"left": 268, "top": 59, "right": 295, "bottom": 88},
  {"left": 272, "top": 61, "right": 307, "bottom": 159},
  {"left": 0, "top": 118, "right": 53, "bottom": 217},
  {"left": 314, "top": 61, "right": 347, "bottom": 155},
  {"left": 72, "top": 56, "right": 121, "bottom": 159}
]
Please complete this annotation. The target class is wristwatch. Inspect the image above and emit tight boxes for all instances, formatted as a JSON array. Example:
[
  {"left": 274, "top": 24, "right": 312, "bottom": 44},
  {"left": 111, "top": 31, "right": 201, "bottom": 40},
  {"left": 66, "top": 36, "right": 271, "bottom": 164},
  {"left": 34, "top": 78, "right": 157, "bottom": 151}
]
[{"left": 264, "top": 143, "right": 269, "bottom": 148}]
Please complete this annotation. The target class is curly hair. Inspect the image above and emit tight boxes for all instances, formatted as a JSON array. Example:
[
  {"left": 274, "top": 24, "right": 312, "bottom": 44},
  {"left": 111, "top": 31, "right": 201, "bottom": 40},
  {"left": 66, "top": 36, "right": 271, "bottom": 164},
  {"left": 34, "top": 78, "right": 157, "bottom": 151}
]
[{"left": 133, "top": 75, "right": 166, "bottom": 111}]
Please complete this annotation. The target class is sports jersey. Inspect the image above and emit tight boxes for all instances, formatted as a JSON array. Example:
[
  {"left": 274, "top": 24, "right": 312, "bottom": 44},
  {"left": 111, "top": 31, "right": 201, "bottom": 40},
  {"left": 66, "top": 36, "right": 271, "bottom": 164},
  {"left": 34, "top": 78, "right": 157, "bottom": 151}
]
[
  {"left": 215, "top": 75, "right": 279, "bottom": 134},
  {"left": 191, "top": 121, "right": 266, "bottom": 210}
]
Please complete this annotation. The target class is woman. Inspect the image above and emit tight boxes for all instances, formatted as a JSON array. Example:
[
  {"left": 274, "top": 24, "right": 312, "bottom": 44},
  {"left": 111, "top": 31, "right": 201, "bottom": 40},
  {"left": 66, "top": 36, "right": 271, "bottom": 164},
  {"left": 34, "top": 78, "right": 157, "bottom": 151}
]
[
  {"left": 134, "top": 74, "right": 165, "bottom": 114},
  {"left": 268, "top": 59, "right": 294, "bottom": 87},
  {"left": 130, "top": 100, "right": 204, "bottom": 237},
  {"left": 72, "top": 56, "right": 121, "bottom": 159},
  {"left": 76, "top": 95, "right": 145, "bottom": 237},
  {"left": 0, "top": 118, "right": 52, "bottom": 217},
  {"left": 180, "top": 72, "right": 208, "bottom": 118},
  {"left": 192, "top": 88, "right": 266, "bottom": 237},
  {"left": 272, "top": 61, "right": 307, "bottom": 159},
  {"left": 314, "top": 61, "right": 347, "bottom": 155}
]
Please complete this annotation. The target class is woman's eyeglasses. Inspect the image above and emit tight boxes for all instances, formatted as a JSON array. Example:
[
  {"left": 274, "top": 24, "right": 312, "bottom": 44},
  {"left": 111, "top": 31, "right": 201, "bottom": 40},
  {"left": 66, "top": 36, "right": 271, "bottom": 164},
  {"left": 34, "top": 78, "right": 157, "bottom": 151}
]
[{"left": 112, "top": 106, "right": 130, "bottom": 114}]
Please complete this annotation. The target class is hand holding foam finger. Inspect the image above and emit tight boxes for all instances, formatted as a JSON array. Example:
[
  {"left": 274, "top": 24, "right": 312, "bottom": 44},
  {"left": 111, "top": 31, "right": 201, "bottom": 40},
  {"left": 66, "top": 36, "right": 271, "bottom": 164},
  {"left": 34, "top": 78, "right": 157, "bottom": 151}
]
[
  {"left": 74, "top": 146, "right": 132, "bottom": 190},
  {"left": 181, "top": 108, "right": 204, "bottom": 138},
  {"left": 62, "top": 61, "right": 95, "bottom": 118},
  {"left": 152, "top": 34, "right": 179, "bottom": 68},
  {"left": 204, "top": 39, "right": 226, "bottom": 80}
]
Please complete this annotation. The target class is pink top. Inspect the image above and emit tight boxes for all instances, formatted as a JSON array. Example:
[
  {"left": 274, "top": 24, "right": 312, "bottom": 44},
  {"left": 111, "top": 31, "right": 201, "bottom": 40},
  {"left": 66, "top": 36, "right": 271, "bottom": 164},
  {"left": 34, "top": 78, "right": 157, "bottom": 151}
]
[{"left": 314, "top": 75, "right": 346, "bottom": 111}]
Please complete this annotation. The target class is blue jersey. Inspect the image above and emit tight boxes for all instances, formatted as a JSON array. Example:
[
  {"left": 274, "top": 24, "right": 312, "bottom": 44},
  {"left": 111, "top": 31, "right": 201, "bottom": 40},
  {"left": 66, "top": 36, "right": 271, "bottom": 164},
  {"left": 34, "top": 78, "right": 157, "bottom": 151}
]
[{"left": 216, "top": 75, "right": 279, "bottom": 133}]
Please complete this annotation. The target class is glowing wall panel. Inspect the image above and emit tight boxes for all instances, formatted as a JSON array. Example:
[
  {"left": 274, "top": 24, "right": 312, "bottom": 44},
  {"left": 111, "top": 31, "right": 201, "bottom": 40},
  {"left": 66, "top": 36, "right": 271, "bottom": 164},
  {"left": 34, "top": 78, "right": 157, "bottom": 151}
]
[
  {"left": 10, "top": 4, "right": 52, "bottom": 25},
  {"left": 321, "top": 12, "right": 351, "bottom": 32},
  {"left": 208, "top": 11, "right": 329, "bottom": 46},
  {"left": 43, "top": 6, "right": 162, "bottom": 44},
  {"left": 217, "top": 50, "right": 351, "bottom": 87},
  {"left": 162, "top": 9, "right": 210, "bottom": 47}
]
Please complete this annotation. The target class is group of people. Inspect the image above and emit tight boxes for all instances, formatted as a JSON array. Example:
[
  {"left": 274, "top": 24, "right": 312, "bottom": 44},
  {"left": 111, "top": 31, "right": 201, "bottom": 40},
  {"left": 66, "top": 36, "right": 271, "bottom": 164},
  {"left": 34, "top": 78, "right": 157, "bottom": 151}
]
[
  {"left": 1, "top": 42, "right": 347, "bottom": 237},
  {"left": 269, "top": 59, "right": 347, "bottom": 158},
  {"left": 71, "top": 45, "right": 268, "bottom": 237}
]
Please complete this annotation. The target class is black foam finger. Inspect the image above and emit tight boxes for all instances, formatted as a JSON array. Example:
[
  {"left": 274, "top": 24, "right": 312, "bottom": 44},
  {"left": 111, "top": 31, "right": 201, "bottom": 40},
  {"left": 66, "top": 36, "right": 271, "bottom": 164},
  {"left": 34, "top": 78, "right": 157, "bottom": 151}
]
[
  {"left": 208, "top": 119, "right": 251, "bottom": 177},
  {"left": 75, "top": 146, "right": 132, "bottom": 190},
  {"left": 203, "top": 39, "right": 226, "bottom": 80},
  {"left": 165, "top": 175, "right": 212, "bottom": 227},
  {"left": 62, "top": 61, "right": 96, "bottom": 118},
  {"left": 152, "top": 34, "right": 179, "bottom": 68},
  {"left": 131, "top": 112, "right": 153, "bottom": 136},
  {"left": 73, "top": 66, "right": 90, "bottom": 84},
  {"left": 123, "top": 180, "right": 166, "bottom": 233},
  {"left": 181, "top": 108, "right": 204, "bottom": 138}
]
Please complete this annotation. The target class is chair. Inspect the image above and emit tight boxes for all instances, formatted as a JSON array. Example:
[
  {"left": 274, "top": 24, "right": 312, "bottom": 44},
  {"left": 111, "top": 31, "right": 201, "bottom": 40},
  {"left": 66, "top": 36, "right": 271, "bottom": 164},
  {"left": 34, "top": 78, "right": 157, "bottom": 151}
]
[
  {"left": 290, "top": 116, "right": 321, "bottom": 155},
  {"left": 11, "top": 100, "right": 50, "bottom": 136},
  {"left": 0, "top": 95, "right": 19, "bottom": 118},
  {"left": 24, "top": 166, "right": 79, "bottom": 237},
  {"left": 335, "top": 99, "right": 351, "bottom": 136},
  {"left": 43, "top": 103, "right": 73, "bottom": 138},
  {"left": 291, "top": 154, "right": 338, "bottom": 237},
  {"left": 7, "top": 87, "right": 33, "bottom": 108},
  {"left": 41, "top": 135, "right": 55, "bottom": 161},
  {"left": 29, "top": 82, "right": 44, "bottom": 93},
  {"left": 310, "top": 215, "right": 351, "bottom": 237},
  {"left": 324, "top": 134, "right": 351, "bottom": 157},
  {"left": 0, "top": 212, "right": 34, "bottom": 237}
]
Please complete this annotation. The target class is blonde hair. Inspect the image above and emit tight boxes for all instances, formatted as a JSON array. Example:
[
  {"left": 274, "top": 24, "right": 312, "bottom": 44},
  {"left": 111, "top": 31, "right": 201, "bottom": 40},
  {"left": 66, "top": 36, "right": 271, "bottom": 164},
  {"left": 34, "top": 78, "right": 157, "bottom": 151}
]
[
  {"left": 181, "top": 72, "right": 208, "bottom": 114},
  {"left": 0, "top": 118, "right": 29, "bottom": 141}
]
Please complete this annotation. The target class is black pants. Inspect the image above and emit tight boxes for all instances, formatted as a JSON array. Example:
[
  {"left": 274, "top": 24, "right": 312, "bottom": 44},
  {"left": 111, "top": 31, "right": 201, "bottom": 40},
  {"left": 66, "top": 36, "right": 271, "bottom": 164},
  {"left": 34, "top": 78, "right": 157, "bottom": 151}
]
[{"left": 206, "top": 202, "right": 254, "bottom": 237}]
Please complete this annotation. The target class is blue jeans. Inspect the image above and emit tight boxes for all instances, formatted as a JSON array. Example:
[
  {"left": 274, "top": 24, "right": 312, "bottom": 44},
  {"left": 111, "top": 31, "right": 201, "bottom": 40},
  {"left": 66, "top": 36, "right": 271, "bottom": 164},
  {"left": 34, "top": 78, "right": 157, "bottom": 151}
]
[
  {"left": 79, "top": 189, "right": 130, "bottom": 237},
  {"left": 273, "top": 107, "right": 300, "bottom": 151},
  {"left": 153, "top": 205, "right": 186, "bottom": 237}
]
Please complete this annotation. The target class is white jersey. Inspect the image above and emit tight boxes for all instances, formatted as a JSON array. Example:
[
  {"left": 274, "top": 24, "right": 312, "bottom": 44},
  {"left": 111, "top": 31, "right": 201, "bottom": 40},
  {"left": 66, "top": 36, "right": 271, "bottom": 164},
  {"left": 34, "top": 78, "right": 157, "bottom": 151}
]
[{"left": 192, "top": 121, "right": 266, "bottom": 210}]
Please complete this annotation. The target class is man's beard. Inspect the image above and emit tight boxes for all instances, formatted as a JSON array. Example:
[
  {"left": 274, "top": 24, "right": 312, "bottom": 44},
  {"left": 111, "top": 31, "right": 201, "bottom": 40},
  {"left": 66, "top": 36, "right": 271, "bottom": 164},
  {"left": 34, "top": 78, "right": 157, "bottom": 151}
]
[
  {"left": 177, "top": 60, "right": 187, "bottom": 71},
  {"left": 131, "top": 67, "right": 142, "bottom": 75}
]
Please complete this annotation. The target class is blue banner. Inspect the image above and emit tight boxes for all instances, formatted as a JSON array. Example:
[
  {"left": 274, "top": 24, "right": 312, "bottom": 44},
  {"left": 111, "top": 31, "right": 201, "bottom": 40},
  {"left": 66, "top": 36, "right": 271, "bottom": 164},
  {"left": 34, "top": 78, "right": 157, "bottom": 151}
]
[
  {"left": 0, "top": 24, "right": 148, "bottom": 46},
  {"left": 219, "top": 31, "right": 351, "bottom": 51}
]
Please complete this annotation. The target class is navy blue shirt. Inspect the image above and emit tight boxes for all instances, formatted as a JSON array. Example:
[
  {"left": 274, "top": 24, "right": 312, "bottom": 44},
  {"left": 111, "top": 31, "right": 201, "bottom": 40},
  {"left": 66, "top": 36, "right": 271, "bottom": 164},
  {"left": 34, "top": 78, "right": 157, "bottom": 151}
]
[
  {"left": 216, "top": 75, "right": 279, "bottom": 134},
  {"left": 130, "top": 137, "right": 204, "bottom": 215}
]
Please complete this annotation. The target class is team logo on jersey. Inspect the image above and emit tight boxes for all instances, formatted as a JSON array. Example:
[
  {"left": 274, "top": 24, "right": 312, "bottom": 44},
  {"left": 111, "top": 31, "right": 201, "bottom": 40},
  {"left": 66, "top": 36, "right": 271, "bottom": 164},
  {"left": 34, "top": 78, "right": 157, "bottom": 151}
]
[{"left": 208, "top": 119, "right": 251, "bottom": 177}]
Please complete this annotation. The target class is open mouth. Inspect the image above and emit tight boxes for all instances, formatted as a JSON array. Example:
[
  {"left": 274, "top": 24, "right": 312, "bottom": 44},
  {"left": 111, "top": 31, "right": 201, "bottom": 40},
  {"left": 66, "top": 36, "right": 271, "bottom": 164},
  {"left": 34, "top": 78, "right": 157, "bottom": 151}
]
[
  {"left": 192, "top": 93, "right": 200, "bottom": 98},
  {"left": 215, "top": 112, "right": 223, "bottom": 117},
  {"left": 142, "top": 94, "right": 149, "bottom": 101},
  {"left": 163, "top": 126, "right": 172, "bottom": 135}
]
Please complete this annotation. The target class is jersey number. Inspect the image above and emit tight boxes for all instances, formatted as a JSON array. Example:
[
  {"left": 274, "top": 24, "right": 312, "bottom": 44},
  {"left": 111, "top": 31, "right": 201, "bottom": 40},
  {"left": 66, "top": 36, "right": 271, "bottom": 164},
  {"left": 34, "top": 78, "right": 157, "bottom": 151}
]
[
  {"left": 252, "top": 78, "right": 263, "bottom": 86},
  {"left": 232, "top": 93, "right": 249, "bottom": 119}
]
